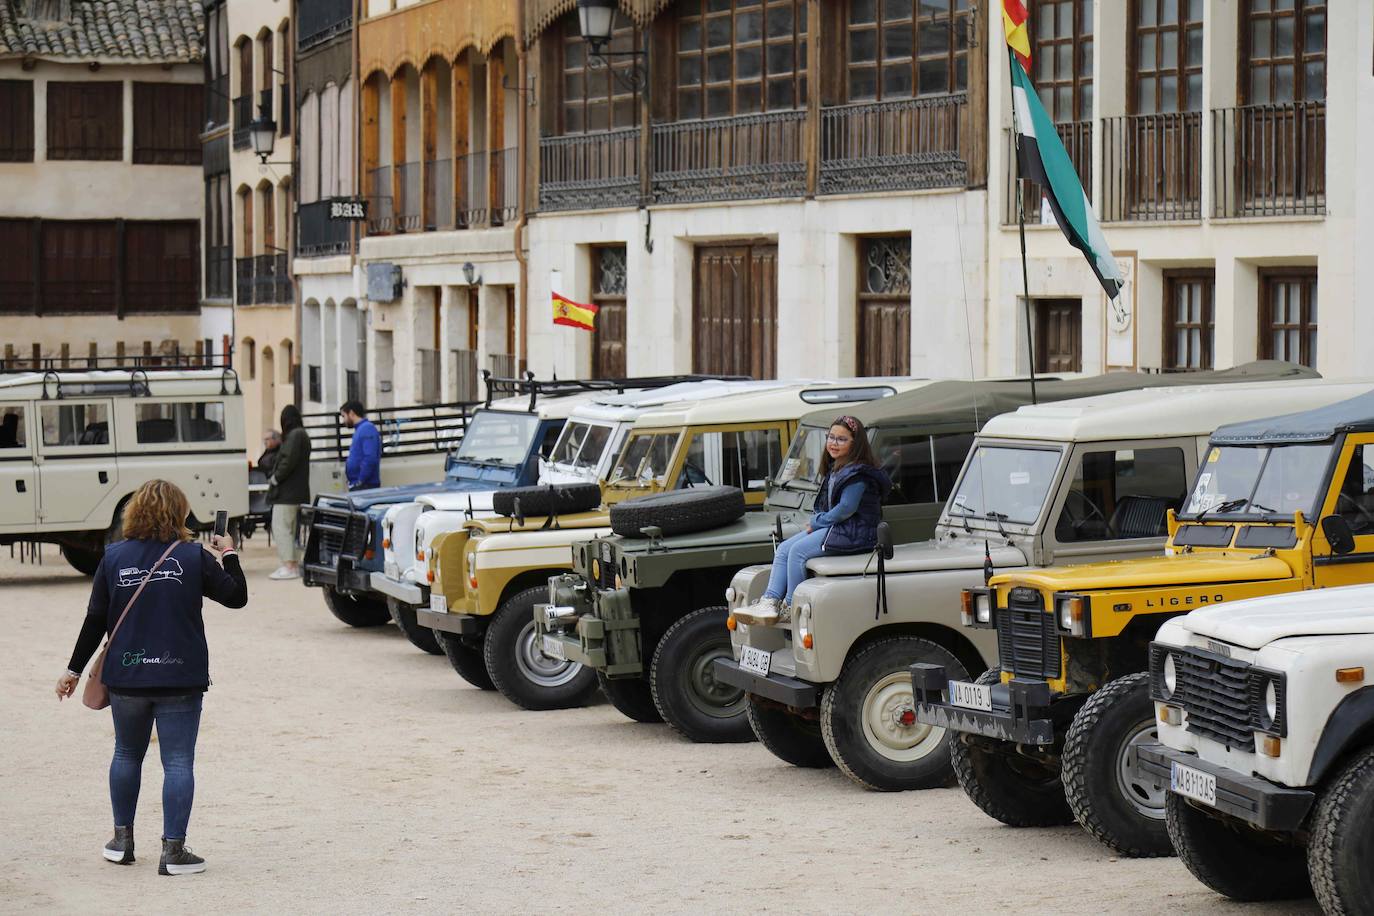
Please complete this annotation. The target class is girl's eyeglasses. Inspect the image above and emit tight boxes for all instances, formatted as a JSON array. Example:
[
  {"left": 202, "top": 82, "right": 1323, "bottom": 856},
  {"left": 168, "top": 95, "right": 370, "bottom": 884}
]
[{"left": 826, "top": 435, "right": 852, "bottom": 445}]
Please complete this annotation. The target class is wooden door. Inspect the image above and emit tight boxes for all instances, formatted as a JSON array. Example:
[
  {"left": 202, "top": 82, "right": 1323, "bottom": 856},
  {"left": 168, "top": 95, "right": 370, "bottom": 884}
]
[
  {"left": 592, "top": 245, "right": 627, "bottom": 379},
  {"left": 1034, "top": 298, "right": 1082, "bottom": 373},
  {"left": 693, "top": 241, "right": 777, "bottom": 379}
]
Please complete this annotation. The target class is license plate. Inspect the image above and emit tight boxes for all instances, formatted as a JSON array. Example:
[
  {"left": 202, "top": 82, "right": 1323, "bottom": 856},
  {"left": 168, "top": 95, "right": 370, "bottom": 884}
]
[
  {"left": 948, "top": 680, "right": 993, "bottom": 712},
  {"left": 739, "top": 645, "right": 771, "bottom": 677},
  {"left": 430, "top": 593, "right": 447, "bottom": 614},
  {"left": 384, "top": 559, "right": 398, "bottom": 577},
  {"left": 1171, "top": 762, "right": 1217, "bottom": 807},
  {"left": 541, "top": 635, "right": 567, "bottom": 661}
]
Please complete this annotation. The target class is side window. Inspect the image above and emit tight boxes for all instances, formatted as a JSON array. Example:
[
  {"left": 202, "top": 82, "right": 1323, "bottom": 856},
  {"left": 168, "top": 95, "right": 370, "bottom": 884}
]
[
  {"left": 1336, "top": 444, "right": 1374, "bottom": 534},
  {"left": 721, "top": 428, "right": 783, "bottom": 493},
  {"left": 874, "top": 431, "right": 975, "bottom": 507},
  {"left": 1055, "top": 447, "right": 1188, "bottom": 543},
  {"left": 0, "top": 405, "right": 26, "bottom": 448},
  {"left": 41, "top": 403, "right": 108, "bottom": 446},
  {"left": 679, "top": 433, "right": 710, "bottom": 487},
  {"left": 134, "top": 402, "right": 225, "bottom": 443},
  {"left": 539, "top": 424, "right": 561, "bottom": 461}
]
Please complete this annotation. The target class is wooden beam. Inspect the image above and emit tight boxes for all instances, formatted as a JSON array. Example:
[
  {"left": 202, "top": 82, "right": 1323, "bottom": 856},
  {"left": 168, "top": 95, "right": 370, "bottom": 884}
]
[
  {"left": 361, "top": 77, "right": 380, "bottom": 197},
  {"left": 452, "top": 54, "right": 471, "bottom": 227},
  {"left": 487, "top": 47, "right": 505, "bottom": 226},
  {"left": 805, "top": 0, "right": 820, "bottom": 197},
  {"left": 420, "top": 63, "right": 439, "bottom": 230},
  {"left": 391, "top": 75, "right": 408, "bottom": 230}
]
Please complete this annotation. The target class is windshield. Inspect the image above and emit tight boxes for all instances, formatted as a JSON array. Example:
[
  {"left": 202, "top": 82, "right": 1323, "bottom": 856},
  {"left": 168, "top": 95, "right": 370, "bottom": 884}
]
[
  {"left": 947, "top": 446, "right": 1063, "bottom": 525},
  {"left": 1184, "top": 444, "right": 1334, "bottom": 518},
  {"left": 610, "top": 431, "right": 681, "bottom": 485},
  {"left": 775, "top": 424, "right": 827, "bottom": 488},
  {"left": 453, "top": 411, "right": 540, "bottom": 466},
  {"left": 550, "top": 421, "right": 614, "bottom": 471}
]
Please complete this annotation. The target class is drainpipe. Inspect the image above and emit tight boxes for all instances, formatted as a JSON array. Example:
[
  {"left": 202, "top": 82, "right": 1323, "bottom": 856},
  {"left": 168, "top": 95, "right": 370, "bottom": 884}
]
[{"left": 513, "top": 3, "right": 530, "bottom": 375}]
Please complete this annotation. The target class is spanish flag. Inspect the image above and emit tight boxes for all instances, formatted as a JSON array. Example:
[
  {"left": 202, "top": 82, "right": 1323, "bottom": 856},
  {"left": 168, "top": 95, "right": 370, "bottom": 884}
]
[
  {"left": 552, "top": 291, "right": 598, "bottom": 331},
  {"left": 1002, "top": 0, "right": 1031, "bottom": 71}
]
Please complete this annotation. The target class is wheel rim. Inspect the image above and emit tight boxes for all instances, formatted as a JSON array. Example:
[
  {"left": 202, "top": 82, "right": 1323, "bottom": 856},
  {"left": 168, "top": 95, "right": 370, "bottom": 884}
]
[
  {"left": 519, "top": 621, "right": 582, "bottom": 688},
  {"left": 1116, "top": 718, "right": 1167, "bottom": 819},
  {"left": 681, "top": 638, "right": 745, "bottom": 719},
  {"left": 861, "top": 671, "right": 941, "bottom": 762}
]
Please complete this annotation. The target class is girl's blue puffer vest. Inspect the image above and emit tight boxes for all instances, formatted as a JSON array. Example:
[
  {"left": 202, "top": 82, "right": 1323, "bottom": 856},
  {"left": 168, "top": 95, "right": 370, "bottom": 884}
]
[{"left": 813, "top": 462, "right": 892, "bottom": 554}]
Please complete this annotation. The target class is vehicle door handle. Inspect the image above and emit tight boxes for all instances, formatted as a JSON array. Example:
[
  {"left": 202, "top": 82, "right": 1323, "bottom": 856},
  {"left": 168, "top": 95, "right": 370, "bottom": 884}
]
[
  {"left": 98, "top": 470, "right": 108, "bottom": 484},
  {"left": 15, "top": 479, "right": 24, "bottom": 492}
]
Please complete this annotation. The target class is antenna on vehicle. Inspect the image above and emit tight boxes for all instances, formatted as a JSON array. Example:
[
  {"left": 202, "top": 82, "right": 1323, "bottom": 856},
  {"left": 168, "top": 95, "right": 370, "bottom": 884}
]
[{"left": 465, "top": 494, "right": 474, "bottom": 521}]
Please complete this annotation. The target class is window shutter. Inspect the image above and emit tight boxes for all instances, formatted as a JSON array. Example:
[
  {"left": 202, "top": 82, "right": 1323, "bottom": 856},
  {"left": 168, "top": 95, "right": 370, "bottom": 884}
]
[{"left": 0, "top": 80, "right": 35, "bottom": 161}]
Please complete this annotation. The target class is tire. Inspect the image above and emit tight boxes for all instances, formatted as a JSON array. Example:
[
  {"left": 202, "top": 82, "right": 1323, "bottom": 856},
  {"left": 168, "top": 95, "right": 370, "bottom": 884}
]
[
  {"left": 597, "top": 671, "right": 662, "bottom": 723},
  {"left": 747, "top": 696, "right": 834, "bottom": 768},
  {"left": 1309, "top": 747, "right": 1374, "bottom": 915},
  {"left": 322, "top": 586, "right": 392, "bottom": 628},
  {"left": 1061, "top": 672, "right": 1172, "bottom": 857},
  {"left": 649, "top": 606, "right": 753, "bottom": 743},
  {"left": 609, "top": 486, "right": 745, "bottom": 538},
  {"left": 950, "top": 669, "right": 1075, "bottom": 827},
  {"left": 437, "top": 630, "right": 495, "bottom": 690},
  {"left": 386, "top": 598, "right": 443, "bottom": 655},
  {"left": 1166, "top": 792, "right": 1310, "bottom": 902},
  {"left": 493, "top": 483, "right": 602, "bottom": 519},
  {"left": 61, "top": 544, "right": 103, "bottom": 576},
  {"left": 485, "top": 587, "right": 599, "bottom": 711},
  {"left": 821, "top": 637, "right": 968, "bottom": 791}
]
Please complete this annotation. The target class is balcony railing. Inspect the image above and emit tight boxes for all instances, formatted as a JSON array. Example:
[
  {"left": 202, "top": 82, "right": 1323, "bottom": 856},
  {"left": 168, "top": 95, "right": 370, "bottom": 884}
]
[
  {"left": 206, "top": 245, "right": 232, "bottom": 299},
  {"left": 424, "top": 158, "right": 453, "bottom": 230},
  {"left": 234, "top": 257, "right": 253, "bottom": 305},
  {"left": 1212, "top": 101, "right": 1325, "bottom": 218},
  {"left": 819, "top": 94, "right": 967, "bottom": 195},
  {"left": 1003, "top": 121, "right": 1093, "bottom": 225},
  {"left": 1102, "top": 111, "right": 1202, "bottom": 222},
  {"left": 487, "top": 352, "right": 517, "bottom": 379},
  {"left": 298, "top": 0, "right": 352, "bottom": 51},
  {"left": 366, "top": 165, "right": 393, "bottom": 235},
  {"left": 206, "top": 74, "right": 228, "bottom": 129},
  {"left": 451, "top": 348, "right": 479, "bottom": 402},
  {"left": 491, "top": 147, "right": 519, "bottom": 226},
  {"left": 232, "top": 94, "right": 253, "bottom": 150},
  {"left": 539, "top": 128, "right": 640, "bottom": 212},
  {"left": 396, "top": 161, "right": 422, "bottom": 232},
  {"left": 236, "top": 254, "right": 292, "bottom": 305},
  {"left": 457, "top": 151, "right": 488, "bottom": 228},
  {"left": 652, "top": 110, "right": 806, "bottom": 204},
  {"left": 297, "top": 199, "right": 352, "bottom": 257}
]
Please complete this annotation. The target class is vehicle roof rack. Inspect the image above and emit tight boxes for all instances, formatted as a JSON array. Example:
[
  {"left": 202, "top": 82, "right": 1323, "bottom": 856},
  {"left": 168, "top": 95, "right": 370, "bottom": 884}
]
[
  {"left": 1, "top": 362, "right": 242, "bottom": 400},
  {"left": 482, "top": 371, "right": 750, "bottom": 412}
]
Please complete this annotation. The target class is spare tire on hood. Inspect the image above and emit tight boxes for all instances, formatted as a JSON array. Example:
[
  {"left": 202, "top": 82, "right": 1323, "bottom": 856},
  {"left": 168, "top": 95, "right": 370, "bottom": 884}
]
[
  {"left": 492, "top": 482, "right": 603, "bottom": 518},
  {"left": 609, "top": 486, "right": 746, "bottom": 538}
]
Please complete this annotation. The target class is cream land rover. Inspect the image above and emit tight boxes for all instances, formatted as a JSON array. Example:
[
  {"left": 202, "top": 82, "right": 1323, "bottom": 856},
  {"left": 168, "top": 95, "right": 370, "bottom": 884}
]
[{"left": 0, "top": 367, "right": 249, "bottom": 574}]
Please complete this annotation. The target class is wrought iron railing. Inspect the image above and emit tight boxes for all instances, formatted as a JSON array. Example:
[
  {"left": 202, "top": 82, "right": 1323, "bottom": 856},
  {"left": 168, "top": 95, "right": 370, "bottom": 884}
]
[
  {"left": 418, "top": 349, "right": 442, "bottom": 402},
  {"left": 279, "top": 79, "right": 291, "bottom": 135},
  {"left": 491, "top": 146, "right": 519, "bottom": 225},
  {"left": 395, "top": 161, "right": 422, "bottom": 232},
  {"left": 819, "top": 94, "right": 967, "bottom": 195},
  {"left": 206, "top": 245, "right": 232, "bottom": 299},
  {"left": 424, "top": 158, "right": 453, "bottom": 230},
  {"left": 236, "top": 254, "right": 293, "bottom": 305},
  {"left": 652, "top": 110, "right": 806, "bottom": 204},
  {"left": 451, "top": 348, "right": 479, "bottom": 402},
  {"left": 206, "top": 75, "right": 228, "bottom": 129},
  {"left": 1102, "top": 111, "right": 1202, "bottom": 222},
  {"left": 1212, "top": 101, "right": 1325, "bottom": 218},
  {"left": 258, "top": 88, "right": 274, "bottom": 127},
  {"left": 234, "top": 257, "right": 253, "bottom": 305},
  {"left": 539, "top": 128, "right": 640, "bottom": 212},
  {"left": 457, "top": 152, "right": 487, "bottom": 228},
  {"left": 298, "top": 0, "right": 352, "bottom": 51},
  {"left": 1003, "top": 121, "right": 1093, "bottom": 225},
  {"left": 366, "top": 165, "right": 394, "bottom": 234},
  {"left": 232, "top": 95, "right": 253, "bottom": 149},
  {"left": 297, "top": 199, "right": 352, "bottom": 257},
  {"left": 487, "top": 352, "right": 517, "bottom": 379}
]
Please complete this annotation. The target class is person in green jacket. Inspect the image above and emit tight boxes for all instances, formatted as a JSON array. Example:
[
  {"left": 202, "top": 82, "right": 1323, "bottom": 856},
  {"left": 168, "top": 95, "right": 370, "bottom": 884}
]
[{"left": 268, "top": 404, "right": 311, "bottom": 580}]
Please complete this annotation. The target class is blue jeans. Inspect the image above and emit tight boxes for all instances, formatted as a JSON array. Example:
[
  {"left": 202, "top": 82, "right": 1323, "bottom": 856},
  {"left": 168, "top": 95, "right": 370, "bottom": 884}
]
[
  {"left": 764, "top": 528, "right": 829, "bottom": 603},
  {"left": 109, "top": 692, "right": 203, "bottom": 840}
]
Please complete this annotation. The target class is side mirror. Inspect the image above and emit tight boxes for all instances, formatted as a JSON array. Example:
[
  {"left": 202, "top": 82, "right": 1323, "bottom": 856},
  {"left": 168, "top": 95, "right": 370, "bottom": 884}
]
[
  {"left": 1322, "top": 515, "right": 1356, "bottom": 556},
  {"left": 876, "top": 521, "right": 895, "bottom": 561}
]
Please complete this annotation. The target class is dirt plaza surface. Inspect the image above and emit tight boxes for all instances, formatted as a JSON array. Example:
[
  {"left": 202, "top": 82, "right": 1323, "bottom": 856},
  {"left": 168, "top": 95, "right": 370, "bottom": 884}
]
[{"left": 1, "top": 541, "right": 1317, "bottom": 915}]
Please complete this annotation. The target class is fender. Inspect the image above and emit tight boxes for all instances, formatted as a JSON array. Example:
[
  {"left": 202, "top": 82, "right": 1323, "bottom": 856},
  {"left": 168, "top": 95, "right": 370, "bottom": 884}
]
[{"left": 1306, "top": 685, "right": 1374, "bottom": 785}]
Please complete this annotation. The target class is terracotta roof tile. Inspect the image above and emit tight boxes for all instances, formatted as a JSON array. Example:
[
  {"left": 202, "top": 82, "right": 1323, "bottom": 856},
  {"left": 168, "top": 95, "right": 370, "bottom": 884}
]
[{"left": 0, "top": 0, "right": 204, "bottom": 63}]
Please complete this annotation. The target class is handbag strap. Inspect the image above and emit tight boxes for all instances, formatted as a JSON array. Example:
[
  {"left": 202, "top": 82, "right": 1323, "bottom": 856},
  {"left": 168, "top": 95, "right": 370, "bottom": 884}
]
[{"left": 106, "top": 541, "right": 181, "bottom": 644}]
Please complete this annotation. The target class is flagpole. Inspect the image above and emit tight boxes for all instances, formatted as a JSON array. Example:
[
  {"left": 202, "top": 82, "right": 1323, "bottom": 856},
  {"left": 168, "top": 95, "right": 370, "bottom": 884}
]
[{"left": 1007, "top": 48, "right": 1038, "bottom": 405}]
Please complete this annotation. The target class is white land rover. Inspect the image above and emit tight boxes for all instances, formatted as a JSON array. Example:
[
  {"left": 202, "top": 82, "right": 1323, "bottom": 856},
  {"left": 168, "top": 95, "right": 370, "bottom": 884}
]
[
  {"left": 0, "top": 367, "right": 249, "bottom": 574},
  {"left": 1140, "top": 582, "right": 1374, "bottom": 913}
]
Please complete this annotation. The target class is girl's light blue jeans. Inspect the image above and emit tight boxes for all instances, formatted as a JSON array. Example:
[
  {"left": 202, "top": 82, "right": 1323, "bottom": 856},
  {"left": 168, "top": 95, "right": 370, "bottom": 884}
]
[{"left": 763, "top": 528, "right": 829, "bottom": 603}]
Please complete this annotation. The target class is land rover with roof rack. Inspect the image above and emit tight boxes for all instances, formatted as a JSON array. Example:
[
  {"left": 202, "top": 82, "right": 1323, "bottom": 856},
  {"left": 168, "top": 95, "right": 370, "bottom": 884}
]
[
  {"left": 0, "top": 364, "right": 248, "bottom": 574},
  {"left": 299, "top": 374, "right": 709, "bottom": 629},
  {"left": 911, "top": 382, "right": 1374, "bottom": 859},
  {"left": 1138, "top": 581, "right": 1374, "bottom": 914},
  {"left": 714, "top": 365, "right": 1324, "bottom": 791},
  {"left": 428, "top": 381, "right": 913, "bottom": 713}
]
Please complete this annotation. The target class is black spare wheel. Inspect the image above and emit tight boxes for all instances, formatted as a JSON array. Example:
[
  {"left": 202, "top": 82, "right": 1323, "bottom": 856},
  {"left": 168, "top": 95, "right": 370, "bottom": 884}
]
[
  {"left": 493, "top": 483, "right": 602, "bottom": 519},
  {"left": 609, "top": 486, "right": 745, "bottom": 538}
]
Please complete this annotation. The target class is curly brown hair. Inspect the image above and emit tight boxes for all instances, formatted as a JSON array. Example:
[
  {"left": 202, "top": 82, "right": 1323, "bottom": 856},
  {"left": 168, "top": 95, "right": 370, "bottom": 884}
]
[{"left": 120, "top": 479, "right": 193, "bottom": 543}]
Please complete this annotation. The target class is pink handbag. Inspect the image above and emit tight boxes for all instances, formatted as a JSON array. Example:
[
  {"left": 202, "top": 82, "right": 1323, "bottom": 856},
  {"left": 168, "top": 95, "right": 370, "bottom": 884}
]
[{"left": 82, "top": 542, "right": 180, "bottom": 710}]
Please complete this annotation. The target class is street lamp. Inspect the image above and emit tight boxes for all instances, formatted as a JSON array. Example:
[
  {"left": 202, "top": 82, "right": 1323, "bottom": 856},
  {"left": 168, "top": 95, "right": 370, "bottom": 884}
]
[
  {"left": 577, "top": 0, "right": 617, "bottom": 54},
  {"left": 250, "top": 115, "right": 278, "bottom": 163}
]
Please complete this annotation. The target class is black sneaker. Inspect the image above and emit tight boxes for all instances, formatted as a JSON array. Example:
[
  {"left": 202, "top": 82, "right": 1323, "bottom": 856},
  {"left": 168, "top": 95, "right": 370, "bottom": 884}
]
[
  {"left": 158, "top": 838, "right": 206, "bottom": 876},
  {"left": 102, "top": 826, "right": 134, "bottom": 865}
]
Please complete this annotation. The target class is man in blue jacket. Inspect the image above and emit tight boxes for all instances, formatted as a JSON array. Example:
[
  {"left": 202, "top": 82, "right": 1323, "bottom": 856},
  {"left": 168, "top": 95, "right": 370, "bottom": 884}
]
[{"left": 340, "top": 400, "right": 381, "bottom": 490}]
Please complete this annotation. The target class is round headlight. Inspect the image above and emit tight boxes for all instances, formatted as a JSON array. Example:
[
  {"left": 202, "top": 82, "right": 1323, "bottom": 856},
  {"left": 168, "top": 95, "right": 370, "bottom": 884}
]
[
  {"left": 1162, "top": 654, "right": 1177, "bottom": 697},
  {"left": 725, "top": 587, "right": 737, "bottom": 604},
  {"left": 1264, "top": 680, "right": 1278, "bottom": 724}
]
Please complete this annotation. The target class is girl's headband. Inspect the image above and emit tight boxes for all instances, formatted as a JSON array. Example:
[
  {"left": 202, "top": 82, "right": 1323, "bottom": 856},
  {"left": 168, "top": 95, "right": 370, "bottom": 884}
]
[{"left": 834, "top": 415, "right": 860, "bottom": 434}]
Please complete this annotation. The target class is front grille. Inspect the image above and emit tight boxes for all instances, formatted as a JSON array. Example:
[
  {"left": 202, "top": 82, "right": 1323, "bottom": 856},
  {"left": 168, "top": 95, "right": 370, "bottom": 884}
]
[
  {"left": 995, "top": 592, "right": 1061, "bottom": 680},
  {"left": 307, "top": 507, "right": 368, "bottom": 562},
  {"left": 1151, "top": 644, "right": 1285, "bottom": 750}
]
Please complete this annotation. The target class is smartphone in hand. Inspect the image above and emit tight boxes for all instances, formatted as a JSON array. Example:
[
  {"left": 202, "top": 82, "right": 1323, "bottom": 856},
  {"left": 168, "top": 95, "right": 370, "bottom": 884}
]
[{"left": 213, "top": 510, "right": 229, "bottom": 538}]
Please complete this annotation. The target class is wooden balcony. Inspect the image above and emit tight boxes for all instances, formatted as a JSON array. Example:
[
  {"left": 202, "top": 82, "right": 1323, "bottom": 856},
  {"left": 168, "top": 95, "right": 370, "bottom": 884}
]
[
  {"left": 1102, "top": 112, "right": 1203, "bottom": 222},
  {"left": 819, "top": 94, "right": 968, "bottom": 195},
  {"left": 651, "top": 110, "right": 806, "bottom": 204},
  {"left": 539, "top": 128, "right": 640, "bottom": 212}
]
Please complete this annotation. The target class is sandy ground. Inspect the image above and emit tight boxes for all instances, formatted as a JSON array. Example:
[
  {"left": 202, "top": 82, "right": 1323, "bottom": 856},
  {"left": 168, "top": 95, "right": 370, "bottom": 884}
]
[{"left": 0, "top": 539, "right": 1318, "bottom": 915}]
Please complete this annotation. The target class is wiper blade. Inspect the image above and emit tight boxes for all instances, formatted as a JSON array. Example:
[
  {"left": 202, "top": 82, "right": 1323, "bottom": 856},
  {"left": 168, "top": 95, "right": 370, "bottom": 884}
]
[
  {"left": 984, "top": 511, "right": 1010, "bottom": 537},
  {"left": 1198, "top": 497, "right": 1249, "bottom": 520}
]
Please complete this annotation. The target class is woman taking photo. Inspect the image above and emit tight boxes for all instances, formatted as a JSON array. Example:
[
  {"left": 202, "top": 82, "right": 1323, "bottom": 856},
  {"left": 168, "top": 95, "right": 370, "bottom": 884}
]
[
  {"left": 736, "top": 415, "right": 890, "bottom": 626},
  {"left": 56, "top": 479, "right": 247, "bottom": 875}
]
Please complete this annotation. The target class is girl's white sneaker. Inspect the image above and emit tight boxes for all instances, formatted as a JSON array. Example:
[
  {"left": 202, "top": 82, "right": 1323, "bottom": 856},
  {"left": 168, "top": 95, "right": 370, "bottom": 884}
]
[{"left": 734, "top": 596, "right": 783, "bottom": 626}]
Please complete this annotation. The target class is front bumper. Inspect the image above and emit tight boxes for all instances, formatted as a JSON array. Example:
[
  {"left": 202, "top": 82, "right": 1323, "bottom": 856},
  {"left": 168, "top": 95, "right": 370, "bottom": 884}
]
[
  {"left": 910, "top": 664, "right": 1056, "bottom": 745},
  {"left": 1135, "top": 743, "right": 1315, "bottom": 832},
  {"left": 369, "top": 572, "right": 426, "bottom": 606},
  {"left": 415, "top": 608, "right": 482, "bottom": 636},
  {"left": 711, "top": 659, "right": 819, "bottom": 708},
  {"left": 533, "top": 585, "right": 641, "bottom": 676}
]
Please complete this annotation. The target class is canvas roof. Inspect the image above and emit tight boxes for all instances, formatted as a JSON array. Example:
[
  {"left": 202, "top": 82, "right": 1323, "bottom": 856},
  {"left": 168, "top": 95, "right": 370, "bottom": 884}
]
[{"left": 1210, "top": 387, "right": 1374, "bottom": 445}]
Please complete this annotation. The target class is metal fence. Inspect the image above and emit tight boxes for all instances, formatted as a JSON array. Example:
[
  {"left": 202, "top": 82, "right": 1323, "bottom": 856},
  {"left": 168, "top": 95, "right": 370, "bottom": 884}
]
[
  {"left": 491, "top": 147, "right": 520, "bottom": 225},
  {"left": 236, "top": 254, "right": 292, "bottom": 305},
  {"left": 297, "top": 199, "right": 352, "bottom": 257},
  {"left": 652, "top": 110, "right": 806, "bottom": 204},
  {"left": 487, "top": 352, "right": 517, "bottom": 380},
  {"left": 450, "top": 348, "right": 479, "bottom": 402},
  {"left": 302, "top": 400, "right": 478, "bottom": 463},
  {"left": 1212, "top": 101, "right": 1325, "bottom": 218},
  {"left": 424, "top": 158, "right": 453, "bottom": 230},
  {"left": 1003, "top": 121, "right": 1093, "bottom": 225},
  {"left": 819, "top": 94, "right": 968, "bottom": 195},
  {"left": 539, "top": 128, "right": 640, "bottom": 212},
  {"left": 366, "top": 165, "right": 393, "bottom": 234},
  {"left": 456, "top": 152, "right": 487, "bottom": 228},
  {"left": 1102, "top": 111, "right": 1202, "bottom": 222},
  {"left": 395, "top": 162, "right": 422, "bottom": 232}
]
